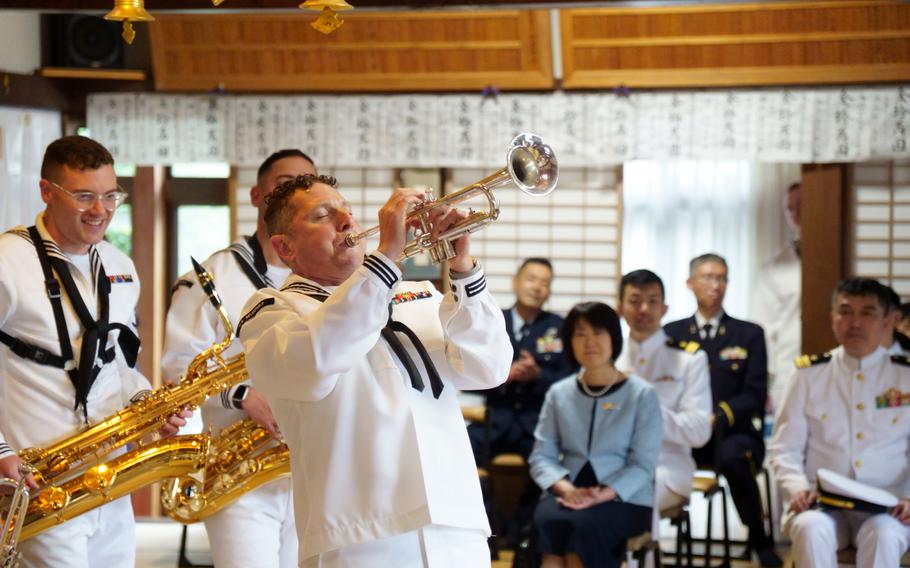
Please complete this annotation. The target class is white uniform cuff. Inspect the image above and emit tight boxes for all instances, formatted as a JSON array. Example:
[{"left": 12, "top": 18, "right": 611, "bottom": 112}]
[{"left": 448, "top": 263, "right": 487, "bottom": 302}]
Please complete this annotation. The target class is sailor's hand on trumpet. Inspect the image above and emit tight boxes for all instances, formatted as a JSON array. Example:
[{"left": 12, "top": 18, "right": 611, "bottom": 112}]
[
  {"left": 0, "top": 455, "right": 38, "bottom": 491},
  {"left": 426, "top": 204, "right": 474, "bottom": 273},
  {"left": 376, "top": 187, "right": 428, "bottom": 262}
]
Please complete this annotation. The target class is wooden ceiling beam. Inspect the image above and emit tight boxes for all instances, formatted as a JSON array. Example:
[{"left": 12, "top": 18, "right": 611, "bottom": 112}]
[{"left": 0, "top": 0, "right": 621, "bottom": 9}]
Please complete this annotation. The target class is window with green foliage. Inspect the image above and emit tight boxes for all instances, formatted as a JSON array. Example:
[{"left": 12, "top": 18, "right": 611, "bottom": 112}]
[{"left": 105, "top": 204, "right": 132, "bottom": 257}]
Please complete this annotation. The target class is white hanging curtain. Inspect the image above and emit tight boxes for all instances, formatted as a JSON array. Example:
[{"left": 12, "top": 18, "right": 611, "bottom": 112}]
[
  {"left": 0, "top": 107, "right": 62, "bottom": 230},
  {"left": 621, "top": 160, "right": 800, "bottom": 322}
]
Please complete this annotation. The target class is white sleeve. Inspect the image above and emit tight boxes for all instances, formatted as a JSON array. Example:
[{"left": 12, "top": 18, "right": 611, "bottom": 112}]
[
  {"left": 0, "top": 258, "right": 16, "bottom": 458},
  {"left": 661, "top": 350, "right": 713, "bottom": 448},
  {"left": 767, "top": 368, "right": 812, "bottom": 501},
  {"left": 437, "top": 266, "right": 512, "bottom": 391},
  {"left": 162, "top": 273, "right": 221, "bottom": 383},
  {"left": 162, "top": 272, "right": 248, "bottom": 411},
  {"left": 239, "top": 252, "right": 401, "bottom": 402}
]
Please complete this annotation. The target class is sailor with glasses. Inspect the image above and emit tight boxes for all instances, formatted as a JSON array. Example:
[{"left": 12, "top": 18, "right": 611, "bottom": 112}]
[{"left": 0, "top": 135, "right": 190, "bottom": 568}]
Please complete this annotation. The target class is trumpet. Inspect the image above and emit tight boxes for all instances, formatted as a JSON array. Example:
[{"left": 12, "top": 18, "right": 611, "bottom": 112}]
[
  {"left": 1, "top": 465, "right": 33, "bottom": 568},
  {"left": 343, "top": 132, "right": 558, "bottom": 264}
]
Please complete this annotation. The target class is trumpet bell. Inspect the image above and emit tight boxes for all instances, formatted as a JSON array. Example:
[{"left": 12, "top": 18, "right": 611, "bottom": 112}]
[{"left": 508, "top": 132, "right": 558, "bottom": 197}]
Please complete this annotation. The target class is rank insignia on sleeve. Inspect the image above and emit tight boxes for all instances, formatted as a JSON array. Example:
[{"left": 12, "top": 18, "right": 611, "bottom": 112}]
[
  {"left": 875, "top": 388, "right": 910, "bottom": 409},
  {"left": 719, "top": 346, "right": 748, "bottom": 361},
  {"left": 391, "top": 290, "right": 432, "bottom": 305},
  {"left": 108, "top": 274, "right": 134, "bottom": 284}
]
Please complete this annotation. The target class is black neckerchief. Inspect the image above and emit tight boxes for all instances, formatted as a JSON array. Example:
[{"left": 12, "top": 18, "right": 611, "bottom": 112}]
[
  {"left": 381, "top": 303, "right": 445, "bottom": 399},
  {"left": 294, "top": 286, "right": 444, "bottom": 399}
]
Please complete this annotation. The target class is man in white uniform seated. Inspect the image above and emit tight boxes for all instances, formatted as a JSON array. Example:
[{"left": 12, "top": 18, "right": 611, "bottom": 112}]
[
  {"left": 768, "top": 277, "right": 910, "bottom": 567},
  {"left": 614, "top": 269, "right": 712, "bottom": 537},
  {"left": 237, "top": 174, "right": 513, "bottom": 567}
]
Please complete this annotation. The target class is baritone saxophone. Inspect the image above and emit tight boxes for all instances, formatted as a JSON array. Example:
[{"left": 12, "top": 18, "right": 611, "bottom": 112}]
[
  {"left": 161, "top": 419, "right": 290, "bottom": 523},
  {"left": 6, "top": 257, "right": 248, "bottom": 548}
]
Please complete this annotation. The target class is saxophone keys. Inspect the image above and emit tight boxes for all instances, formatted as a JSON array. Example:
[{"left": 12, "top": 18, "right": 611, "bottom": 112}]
[{"left": 84, "top": 464, "right": 117, "bottom": 493}]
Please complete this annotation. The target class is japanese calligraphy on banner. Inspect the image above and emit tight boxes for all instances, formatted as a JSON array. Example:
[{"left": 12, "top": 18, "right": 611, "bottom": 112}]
[{"left": 87, "top": 86, "right": 910, "bottom": 167}]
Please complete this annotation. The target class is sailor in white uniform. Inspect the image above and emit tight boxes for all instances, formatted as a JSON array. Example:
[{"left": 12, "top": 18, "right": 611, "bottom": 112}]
[
  {"left": 614, "top": 270, "right": 712, "bottom": 536},
  {"left": 237, "top": 175, "right": 512, "bottom": 567},
  {"left": 768, "top": 277, "right": 910, "bottom": 568},
  {"left": 0, "top": 136, "right": 188, "bottom": 568},
  {"left": 163, "top": 150, "right": 316, "bottom": 568}
]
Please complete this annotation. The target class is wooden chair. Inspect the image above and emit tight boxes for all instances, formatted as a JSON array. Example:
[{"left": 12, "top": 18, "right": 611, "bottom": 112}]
[
  {"left": 627, "top": 530, "right": 661, "bottom": 566},
  {"left": 661, "top": 501, "right": 694, "bottom": 568},
  {"left": 690, "top": 473, "right": 732, "bottom": 567}
]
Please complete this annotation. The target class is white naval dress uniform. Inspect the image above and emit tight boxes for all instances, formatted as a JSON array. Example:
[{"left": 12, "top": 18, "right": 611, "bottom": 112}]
[
  {"left": 615, "top": 329, "right": 713, "bottom": 536},
  {"left": 752, "top": 245, "right": 801, "bottom": 411},
  {"left": 162, "top": 237, "right": 297, "bottom": 568},
  {"left": 768, "top": 345, "right": 910, "bottom": 568},
  {"left": 0, "top": 215, "right": 150, "bottom": 568},
  {"left": 238, "top": 252, "right": 512, "bottom": 568}
]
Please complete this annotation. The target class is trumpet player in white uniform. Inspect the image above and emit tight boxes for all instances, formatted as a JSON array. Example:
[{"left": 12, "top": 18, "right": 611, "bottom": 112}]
[
  {"left": 237, "top": 174, "right": 512, "bottom": 568},
  {"left": 163, "top": 150, "right": 317, "bottom": 568}
]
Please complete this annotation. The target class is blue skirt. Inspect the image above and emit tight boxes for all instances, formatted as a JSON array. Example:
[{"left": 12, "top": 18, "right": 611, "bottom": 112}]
[{"left": 534, "top": 486, "right": 651, "bottom": 567}]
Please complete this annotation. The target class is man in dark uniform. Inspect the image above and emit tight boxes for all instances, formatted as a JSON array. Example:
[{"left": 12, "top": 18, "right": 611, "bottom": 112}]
[
  {"left": 468, "top": 257, "right": 571, "bottom": 547},
  {"left": 665, "top": 253, "right": 783, "bottom": 567},
  {"left": 468, "top": 257, "right": 571, "bottom": 462}
]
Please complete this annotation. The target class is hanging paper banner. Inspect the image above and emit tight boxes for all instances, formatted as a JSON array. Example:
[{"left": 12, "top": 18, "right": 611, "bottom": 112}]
[{"left": 88, "top": 85, "right": 910, "bottom": 167}]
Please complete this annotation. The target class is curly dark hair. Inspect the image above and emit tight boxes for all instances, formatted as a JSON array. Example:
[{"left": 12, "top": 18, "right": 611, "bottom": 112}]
[
  {"left": 263, "top": 173, "right": 338, "bottom": 236},
  {"left": 41, "top": 136, "right": 114, "bottom": 180}
]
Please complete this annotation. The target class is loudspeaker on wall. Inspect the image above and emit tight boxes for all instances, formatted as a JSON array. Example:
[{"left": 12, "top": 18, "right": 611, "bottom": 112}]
[{"left": 52, "top": 14, "right": 124, "bottom": 69}]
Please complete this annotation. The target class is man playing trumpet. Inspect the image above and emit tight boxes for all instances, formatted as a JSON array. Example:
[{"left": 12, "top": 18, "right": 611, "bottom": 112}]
[
  {"left": 163, "top": 149, "right": 317, "bottom": 568},
  {"left": 237, "top": 174, "right": 512, "bottom": 567}
]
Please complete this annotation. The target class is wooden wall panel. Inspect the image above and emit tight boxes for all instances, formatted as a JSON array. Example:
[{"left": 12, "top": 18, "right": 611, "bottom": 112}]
[
  {"left": 149, "top": 11, "right": 553, "bottom": 92},
  {"left": 561, "top": 1, "right": 910, "bottom": 89}
]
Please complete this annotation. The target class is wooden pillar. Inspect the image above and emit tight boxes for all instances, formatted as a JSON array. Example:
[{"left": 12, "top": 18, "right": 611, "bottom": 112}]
[
  {"left": 130, "top": 165, "right": 167, "bottom": 517},
  {"left": 800, "top": 163, "right": 852, "bottom": 354}
]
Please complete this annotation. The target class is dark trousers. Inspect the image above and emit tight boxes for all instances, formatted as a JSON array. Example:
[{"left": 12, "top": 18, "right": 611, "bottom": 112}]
[
  {"left": 694, "top": 431, "right": 771, "bottom": 550},
  {"left": 534, "top": 497, "right": 652, "bottom": 568},
  {"left": 468, "top": 416, "right": 539, "bottom": 546}
]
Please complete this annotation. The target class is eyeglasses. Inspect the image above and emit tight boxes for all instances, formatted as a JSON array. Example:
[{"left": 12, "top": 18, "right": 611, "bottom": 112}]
[
  {"left": 696, "top": 274, "right": 728, "bottom": 284},
  {"left": 48, "top": 180, "right": 129, "bottom": 212}
]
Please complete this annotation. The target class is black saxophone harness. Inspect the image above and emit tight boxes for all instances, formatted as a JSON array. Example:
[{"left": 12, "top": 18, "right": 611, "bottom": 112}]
[{"left": 0, "top": 226, "right": 140, "bottom": 422}]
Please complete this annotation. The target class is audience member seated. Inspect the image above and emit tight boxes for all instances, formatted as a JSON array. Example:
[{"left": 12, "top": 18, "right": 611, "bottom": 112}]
[
  {"left": 664, "top": 253, "right": 782, "bottom": 567},
  {"left": 614, "top": 269, "right": 713, "bottom": 541},
  {"left": 468, "top": 257, "right": 572, "bottom": 546},
  {"left": 768, "top": 277, "right": 910, "bottom": 567},
  {"left": 469, "top": 257, "right": 571, "bottom": 463},
  {"left": 529, "top": 302, "right": 662, "bottom": 568}
]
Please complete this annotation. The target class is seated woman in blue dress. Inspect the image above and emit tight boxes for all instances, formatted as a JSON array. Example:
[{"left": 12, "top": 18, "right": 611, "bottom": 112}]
[{"left": 528, "top": 301, "right": 662, "bottom": 568}]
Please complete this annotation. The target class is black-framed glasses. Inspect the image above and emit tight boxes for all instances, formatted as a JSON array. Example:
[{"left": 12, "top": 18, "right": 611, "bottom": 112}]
[{"left": 48, "top": 180, "right": 129, "bottom": 212}]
